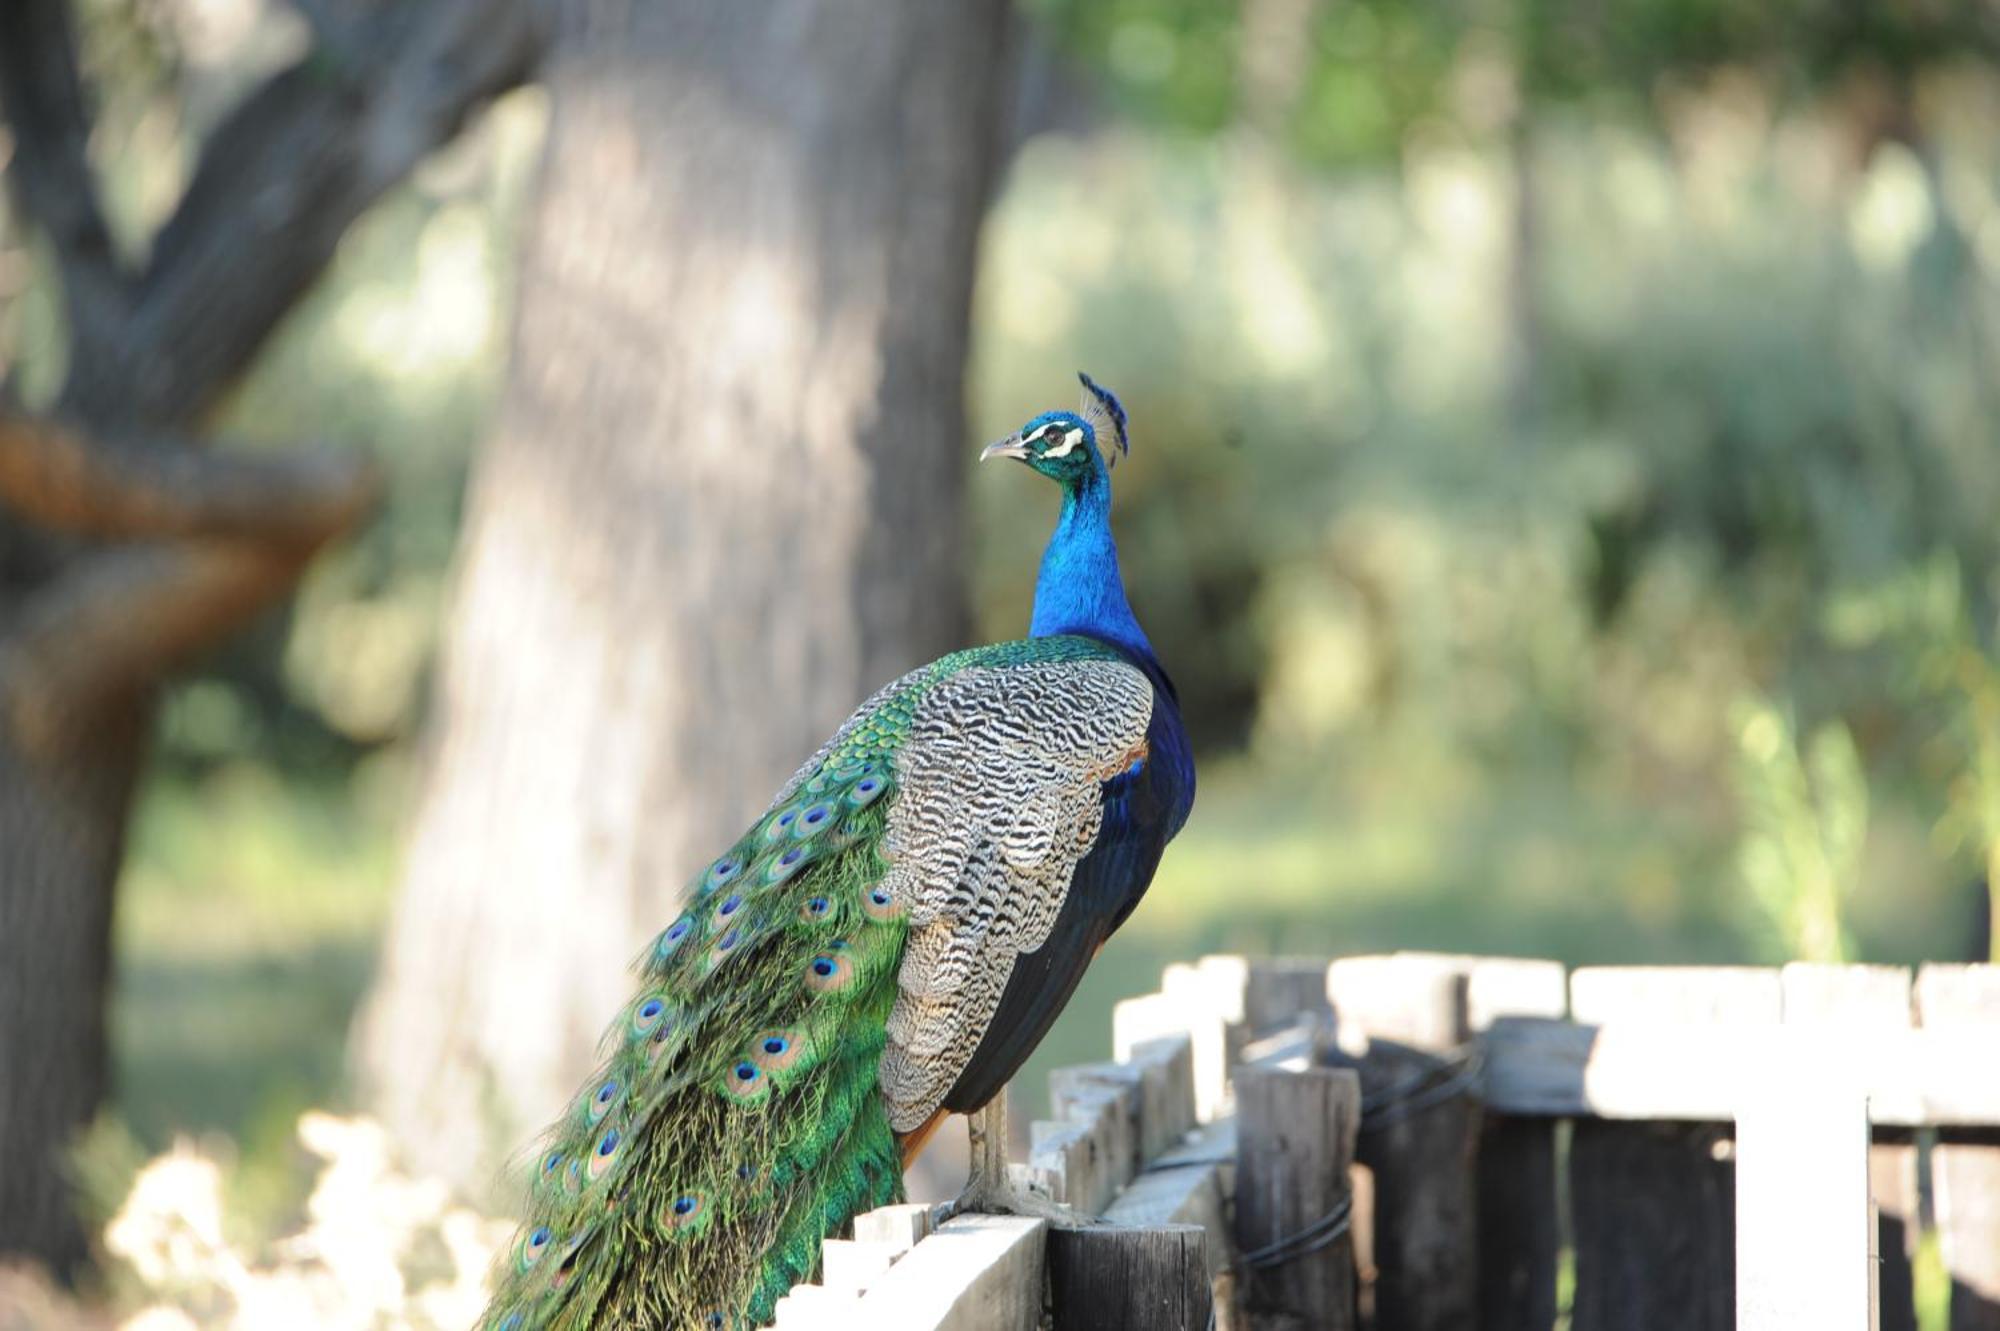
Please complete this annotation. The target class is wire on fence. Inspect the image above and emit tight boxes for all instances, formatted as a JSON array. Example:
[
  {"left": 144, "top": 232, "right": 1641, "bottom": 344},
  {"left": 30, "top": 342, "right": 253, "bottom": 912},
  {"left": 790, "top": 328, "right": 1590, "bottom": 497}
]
[{"left": 1361, "top": 1049, "right": 1483, "bottom": 1130}]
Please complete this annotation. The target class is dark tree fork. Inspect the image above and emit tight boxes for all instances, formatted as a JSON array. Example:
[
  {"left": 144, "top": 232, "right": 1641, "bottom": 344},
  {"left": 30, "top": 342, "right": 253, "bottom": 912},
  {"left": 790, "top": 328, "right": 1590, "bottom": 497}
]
[{"left": 0, "top": 0, "right": 539, "bottom": 1274}]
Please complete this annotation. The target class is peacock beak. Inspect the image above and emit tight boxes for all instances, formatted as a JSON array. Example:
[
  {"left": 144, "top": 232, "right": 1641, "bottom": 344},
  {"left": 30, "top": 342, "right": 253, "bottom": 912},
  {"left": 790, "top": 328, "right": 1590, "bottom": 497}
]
[{"left": 979, "top": 435, "right": 1030, "bottom": 463}]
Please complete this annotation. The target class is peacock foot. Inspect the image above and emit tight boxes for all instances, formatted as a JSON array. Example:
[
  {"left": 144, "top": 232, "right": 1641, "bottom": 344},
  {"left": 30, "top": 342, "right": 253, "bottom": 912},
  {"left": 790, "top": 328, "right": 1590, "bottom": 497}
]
[
  {"left": 933, "top": 1170, "right": 1087, "bottom": 1229},
  {"left": 936, "top": 1089, "right": 1096, "bottom": 1230}
]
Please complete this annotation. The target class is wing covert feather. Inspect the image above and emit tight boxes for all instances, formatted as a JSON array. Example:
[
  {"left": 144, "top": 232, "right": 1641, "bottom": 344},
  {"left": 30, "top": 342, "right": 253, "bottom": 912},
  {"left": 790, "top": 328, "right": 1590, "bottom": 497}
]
[{"left": 874, "top": 656, "right": 1153, "bottom": 1132}]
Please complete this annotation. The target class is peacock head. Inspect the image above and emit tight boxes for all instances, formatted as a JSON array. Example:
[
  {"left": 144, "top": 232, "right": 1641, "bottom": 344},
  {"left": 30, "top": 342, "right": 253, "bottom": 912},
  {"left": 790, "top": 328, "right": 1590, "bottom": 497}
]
[{"left": 979, "top": 372, "right": 1130, "bottom": 489}]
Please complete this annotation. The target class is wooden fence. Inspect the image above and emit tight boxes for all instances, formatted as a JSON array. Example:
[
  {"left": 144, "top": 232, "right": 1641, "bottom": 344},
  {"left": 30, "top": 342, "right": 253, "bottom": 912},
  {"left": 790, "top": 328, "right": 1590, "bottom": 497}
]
[{"left": 774, "top": 954, "right": 2000, "bottom": 1330}]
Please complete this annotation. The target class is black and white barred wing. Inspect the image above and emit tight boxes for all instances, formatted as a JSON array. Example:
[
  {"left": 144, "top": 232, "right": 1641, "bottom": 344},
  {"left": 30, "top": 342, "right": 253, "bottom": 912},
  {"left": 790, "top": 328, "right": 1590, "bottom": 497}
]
[{"left": 875, "top": 656, "right": 1154, "bottom": 1133}]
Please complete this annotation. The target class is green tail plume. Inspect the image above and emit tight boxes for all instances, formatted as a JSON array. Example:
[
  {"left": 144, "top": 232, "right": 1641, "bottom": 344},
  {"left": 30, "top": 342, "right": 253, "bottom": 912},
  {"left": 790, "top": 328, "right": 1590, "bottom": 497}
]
[{"left": 480, "top": 740, "right": 914, "bottom": 1331}]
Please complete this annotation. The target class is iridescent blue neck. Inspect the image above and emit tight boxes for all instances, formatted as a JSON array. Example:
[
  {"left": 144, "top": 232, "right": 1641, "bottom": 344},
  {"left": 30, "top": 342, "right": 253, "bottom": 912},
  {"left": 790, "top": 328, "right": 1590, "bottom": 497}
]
[{"left": 1029, "top": 466, "right": 1155, "bottom": 661}]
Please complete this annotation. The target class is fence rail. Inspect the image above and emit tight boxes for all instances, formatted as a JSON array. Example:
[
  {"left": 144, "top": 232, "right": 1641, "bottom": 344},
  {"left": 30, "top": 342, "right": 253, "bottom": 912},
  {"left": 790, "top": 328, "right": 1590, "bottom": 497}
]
[{"left": 776, "top": 954, "right": 2000, "bottom": 1330}]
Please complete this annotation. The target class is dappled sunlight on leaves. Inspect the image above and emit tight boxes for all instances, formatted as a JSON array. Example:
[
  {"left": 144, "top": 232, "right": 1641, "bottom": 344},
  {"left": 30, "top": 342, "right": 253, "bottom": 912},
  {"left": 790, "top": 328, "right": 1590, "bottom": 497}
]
[{"left": 82, "top": 1113, "right": 508, "bottom": 1331}]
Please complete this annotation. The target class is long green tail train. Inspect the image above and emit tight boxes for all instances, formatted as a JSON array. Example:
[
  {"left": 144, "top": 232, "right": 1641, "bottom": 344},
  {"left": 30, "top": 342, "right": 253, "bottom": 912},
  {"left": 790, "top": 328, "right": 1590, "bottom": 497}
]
[{"left": 481, "top": 718, "right": 916, "bottom": 1331}]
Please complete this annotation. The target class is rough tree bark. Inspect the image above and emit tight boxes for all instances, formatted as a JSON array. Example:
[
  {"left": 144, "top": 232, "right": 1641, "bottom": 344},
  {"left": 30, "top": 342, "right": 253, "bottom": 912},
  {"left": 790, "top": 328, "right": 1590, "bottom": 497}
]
[
  {"left": 0, "top": 0, "right": 537, "bottom": 1275},
  {"left": 353, "top": 0, "right": 1012, "bottom": 1194}
]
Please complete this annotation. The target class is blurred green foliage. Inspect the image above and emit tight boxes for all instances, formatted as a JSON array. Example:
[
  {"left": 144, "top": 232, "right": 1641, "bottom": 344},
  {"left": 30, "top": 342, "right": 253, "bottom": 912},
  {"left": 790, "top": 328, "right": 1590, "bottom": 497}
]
[
  {"left": 7, "top": 2, "right": 1999, "bottom": 1289},
  {"left": 1730, "top": 694, "right": 1866, "bottom": 962}
]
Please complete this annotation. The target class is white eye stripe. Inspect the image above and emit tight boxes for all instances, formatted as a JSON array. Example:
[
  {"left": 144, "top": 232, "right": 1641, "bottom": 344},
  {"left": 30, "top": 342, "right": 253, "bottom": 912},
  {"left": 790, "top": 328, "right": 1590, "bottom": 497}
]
[{"left": 1042, "top": 428, "right": 1085, "bottom": 458}]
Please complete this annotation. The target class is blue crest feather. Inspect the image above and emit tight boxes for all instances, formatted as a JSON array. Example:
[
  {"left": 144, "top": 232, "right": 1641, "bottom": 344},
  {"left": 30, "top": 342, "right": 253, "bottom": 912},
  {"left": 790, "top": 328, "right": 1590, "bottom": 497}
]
[{"left": 1076, "top": 372, "right": 1130, "bottom": 467}]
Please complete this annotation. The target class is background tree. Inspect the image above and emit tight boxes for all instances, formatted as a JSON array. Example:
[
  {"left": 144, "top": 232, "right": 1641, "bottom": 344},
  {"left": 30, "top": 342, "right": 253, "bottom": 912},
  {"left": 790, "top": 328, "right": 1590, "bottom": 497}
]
[
  {"left": 0, "top": 0, "right": 537, "bottom": 1274},
  {"left": 353, "top": 0, "right": 1014, "bottom": 1191}
]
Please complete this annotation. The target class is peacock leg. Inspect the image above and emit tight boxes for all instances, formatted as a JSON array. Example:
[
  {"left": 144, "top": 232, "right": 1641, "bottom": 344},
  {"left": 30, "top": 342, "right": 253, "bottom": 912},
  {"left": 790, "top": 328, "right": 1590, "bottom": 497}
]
[{"left": 934, "top": 1087, "right": 1082, "bottom": 1227}]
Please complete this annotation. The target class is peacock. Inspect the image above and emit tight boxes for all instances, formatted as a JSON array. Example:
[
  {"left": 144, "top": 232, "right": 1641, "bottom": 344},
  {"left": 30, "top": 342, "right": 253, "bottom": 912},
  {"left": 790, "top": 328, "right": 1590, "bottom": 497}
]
[{"left": 480, "top": 375, "right": 1195, "bottom": 1331}]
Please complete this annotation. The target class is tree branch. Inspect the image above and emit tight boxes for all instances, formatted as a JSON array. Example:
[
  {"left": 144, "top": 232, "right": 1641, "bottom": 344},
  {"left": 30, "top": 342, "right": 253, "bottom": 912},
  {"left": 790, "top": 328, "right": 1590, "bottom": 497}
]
[
  {"left": 0, "top": 411, "right": 381, "bottom": 747},
  {"left": 64, "top": 0, "right": 544, "bottom": 427},
  {"left": 0, "top": 0, "right": 133, "bottom": 370},
  {"left": 0, "top": 412, "right": 380, "bottom": 546},
  {"left": 2, "top": 541, "right": 300, "bottom": 755}
]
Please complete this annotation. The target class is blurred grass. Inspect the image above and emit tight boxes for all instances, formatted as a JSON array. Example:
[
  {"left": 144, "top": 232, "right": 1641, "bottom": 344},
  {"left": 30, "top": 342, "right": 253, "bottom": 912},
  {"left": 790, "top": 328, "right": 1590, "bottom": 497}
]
[{"left": 105, "top": 762, "right": 403, "bottom": 1237}]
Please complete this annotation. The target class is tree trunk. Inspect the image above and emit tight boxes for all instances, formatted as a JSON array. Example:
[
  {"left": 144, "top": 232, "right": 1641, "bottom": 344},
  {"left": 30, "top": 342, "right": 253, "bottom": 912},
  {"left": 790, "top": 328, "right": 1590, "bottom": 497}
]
[
  {"left": 354, "top": 1, "right": 1011, "bottom": 1193},
  {"left": 0, "top": 698, "right": 142, "bottom": 1276},
  {"left": 0, "top": 0, "right": 535, "bottom": 1272}
]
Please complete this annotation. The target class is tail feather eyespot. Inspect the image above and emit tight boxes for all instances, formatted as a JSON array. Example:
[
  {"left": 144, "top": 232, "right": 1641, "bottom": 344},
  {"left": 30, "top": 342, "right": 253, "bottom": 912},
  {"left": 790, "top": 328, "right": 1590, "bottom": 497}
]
[
  {"left": 516, "top": 1225, "right": 553, "bottom": 1273},
  {"left": 584, "top": 1078, "right": 620, "bottom": 1125},
  {"left": 763, "top": 845, "right": 811, "bottom": 885},
  {"left": 805, "top": 950, "right": 856, "bottom": 994},
  {"left": 664, "top": 1191, "right": 707, "bottom": 1233},
  {"left": 722, "top": 1057, "right": 770, "bottom": 1104},
  {"left": 655, "top": 917, "right": 694, "bottom": 962},
  {"left": 749, "top": 1028, "right": 808, "bottom": 1074},
  {"left": 860, "top": 883, "right": 906, "bottom": 923},
  {"left": 630, "top": 995, "right": 669, "bottom": 1039},
  {"left": 585, "top": 1124, "right": 622, "bottom": 1181}
]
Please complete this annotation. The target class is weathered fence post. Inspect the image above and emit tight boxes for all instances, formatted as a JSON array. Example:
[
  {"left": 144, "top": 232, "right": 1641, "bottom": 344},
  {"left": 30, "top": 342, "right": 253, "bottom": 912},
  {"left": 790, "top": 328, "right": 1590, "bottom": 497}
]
[
  {"left": 1733, "top": 1056, "right": 1875, "bottom": 1331},
  {"left": 1235, "top": 1065, "right": 1362, "bottom": 1331},
  {"left": 1464, "top": 958, "right": 1569, "bottom": 1331},
  {"left": 1780, "top": 962, "right": 1917, "bottom": 1331},
  {"left": 1245, "top": 958, "right": 1334, "bottom": 1035},
  {"left": 1047, "top": 1224, "right": 1212, "bottom": 1331},
  {"left": 1117, "top": 956, "right": 1250, "bottom": 1123},
  {"left": 1566, "top": 966, "right": 1773, "bottom": 1331},
  {"left": 1918, "top": 964, "right": 2000, "bottom": 1331},
  {"left": 1326, "top": 954, "right": 1480, "bottom": 1331}
]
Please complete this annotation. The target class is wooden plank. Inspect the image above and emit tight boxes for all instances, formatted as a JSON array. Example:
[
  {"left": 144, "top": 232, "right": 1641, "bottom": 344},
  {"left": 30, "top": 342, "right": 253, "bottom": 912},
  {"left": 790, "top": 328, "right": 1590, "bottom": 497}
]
[
  {"left": 1569, "top": 965, "right": 1781, "bottom": 1023},
  {"left": 1345, "top": 952, "right": 1567, "bottom": 1030},
  {"left": 1782, "top": 963, "right": 1916, "bottom": 1331},
  {"left": 1118, "top": 967, "right": 1244, "bottom": 1125},
  {"left": 1463, "top": 955, "right": 1565, "bottom": 1331},
  {"left": 1235, "top": 1065, "right": 1361, "bottom": 1331},
  {"left": 1105, "top": 1115, "right": 1236, "bottom": 1282},
  {"left": 1029, "top": 1119, "right": 1101, "bottom": 1214},
  {"left": 1332, "top": 957, "right": 1478, "bottom": 1331},
  {"left": 1569, "top": 1118, "right": 1734, "bottom": 1331},
  {"left": 770, "top": 1283, "right": 862, "bottom": 1324},
  {"left": 1050, "top": 1064, "right": 1143, "bottom": 1185},
  {"left": 1246, "top": 957, "right": 1334, "bottom": 1034},
  {"left": 1779, "top": 962, "right": 1913, "bottom": 1023},
  {"left": 1464, "top": 956, "right": 1568, "bottom": 1031},
  {"left": 1477, "top": 1115, "right": 1558, "bottom": 1331},
  {"left": 1871, "top": 1147, "right": 1919, "bottom": 1331},
  {"left": 1917, "top": 964, "right": 2000, "bottom": 1331},
  {"left": 1048, "top": 1224, "right": 1212, "bottom": 1331},
  {"left": 1480, "top": 1016, "right": 2000, "bottom": 1125},
  {"left": 1326, "top": 955, "right": 1467, "bottom": 1052},
  {"left": 1167, "top": 956, "right": 1252, "bottom": 1117},
  {"left": 1239, "top": 1021, "right": 1316, "bottom": 1073},
  {"left": 1043, "top": 1074, "right": 1139, "bottom": 1209},
  {"left": 1103, "top": 1162, "right": 1231, "bottom": 1281},
  {"left": 855, "top": 1214, "right": 1048, "bottom": 1331},
  {"left": 1124, "top": 1034, "right": 1199, "bottom": 1163},
  {"left": 1567, "top": 967, "right": 1755, "bottom": 1331},
  {"left": 1354, "top": 1045, "right": 1478, "bottom": 1331},
  {"left": 1360, "top": 1055, "right": 1488, "bottom": 1327},
  {"left": 1734, "top": 1061, "right": 1874, "bottom": 1331},
  {"left": 819, "top": 1237, "right": 908, "bottom": 1294},
  {"left": 853, "top": 1202, "right": 937, "bottom": 1252}
]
